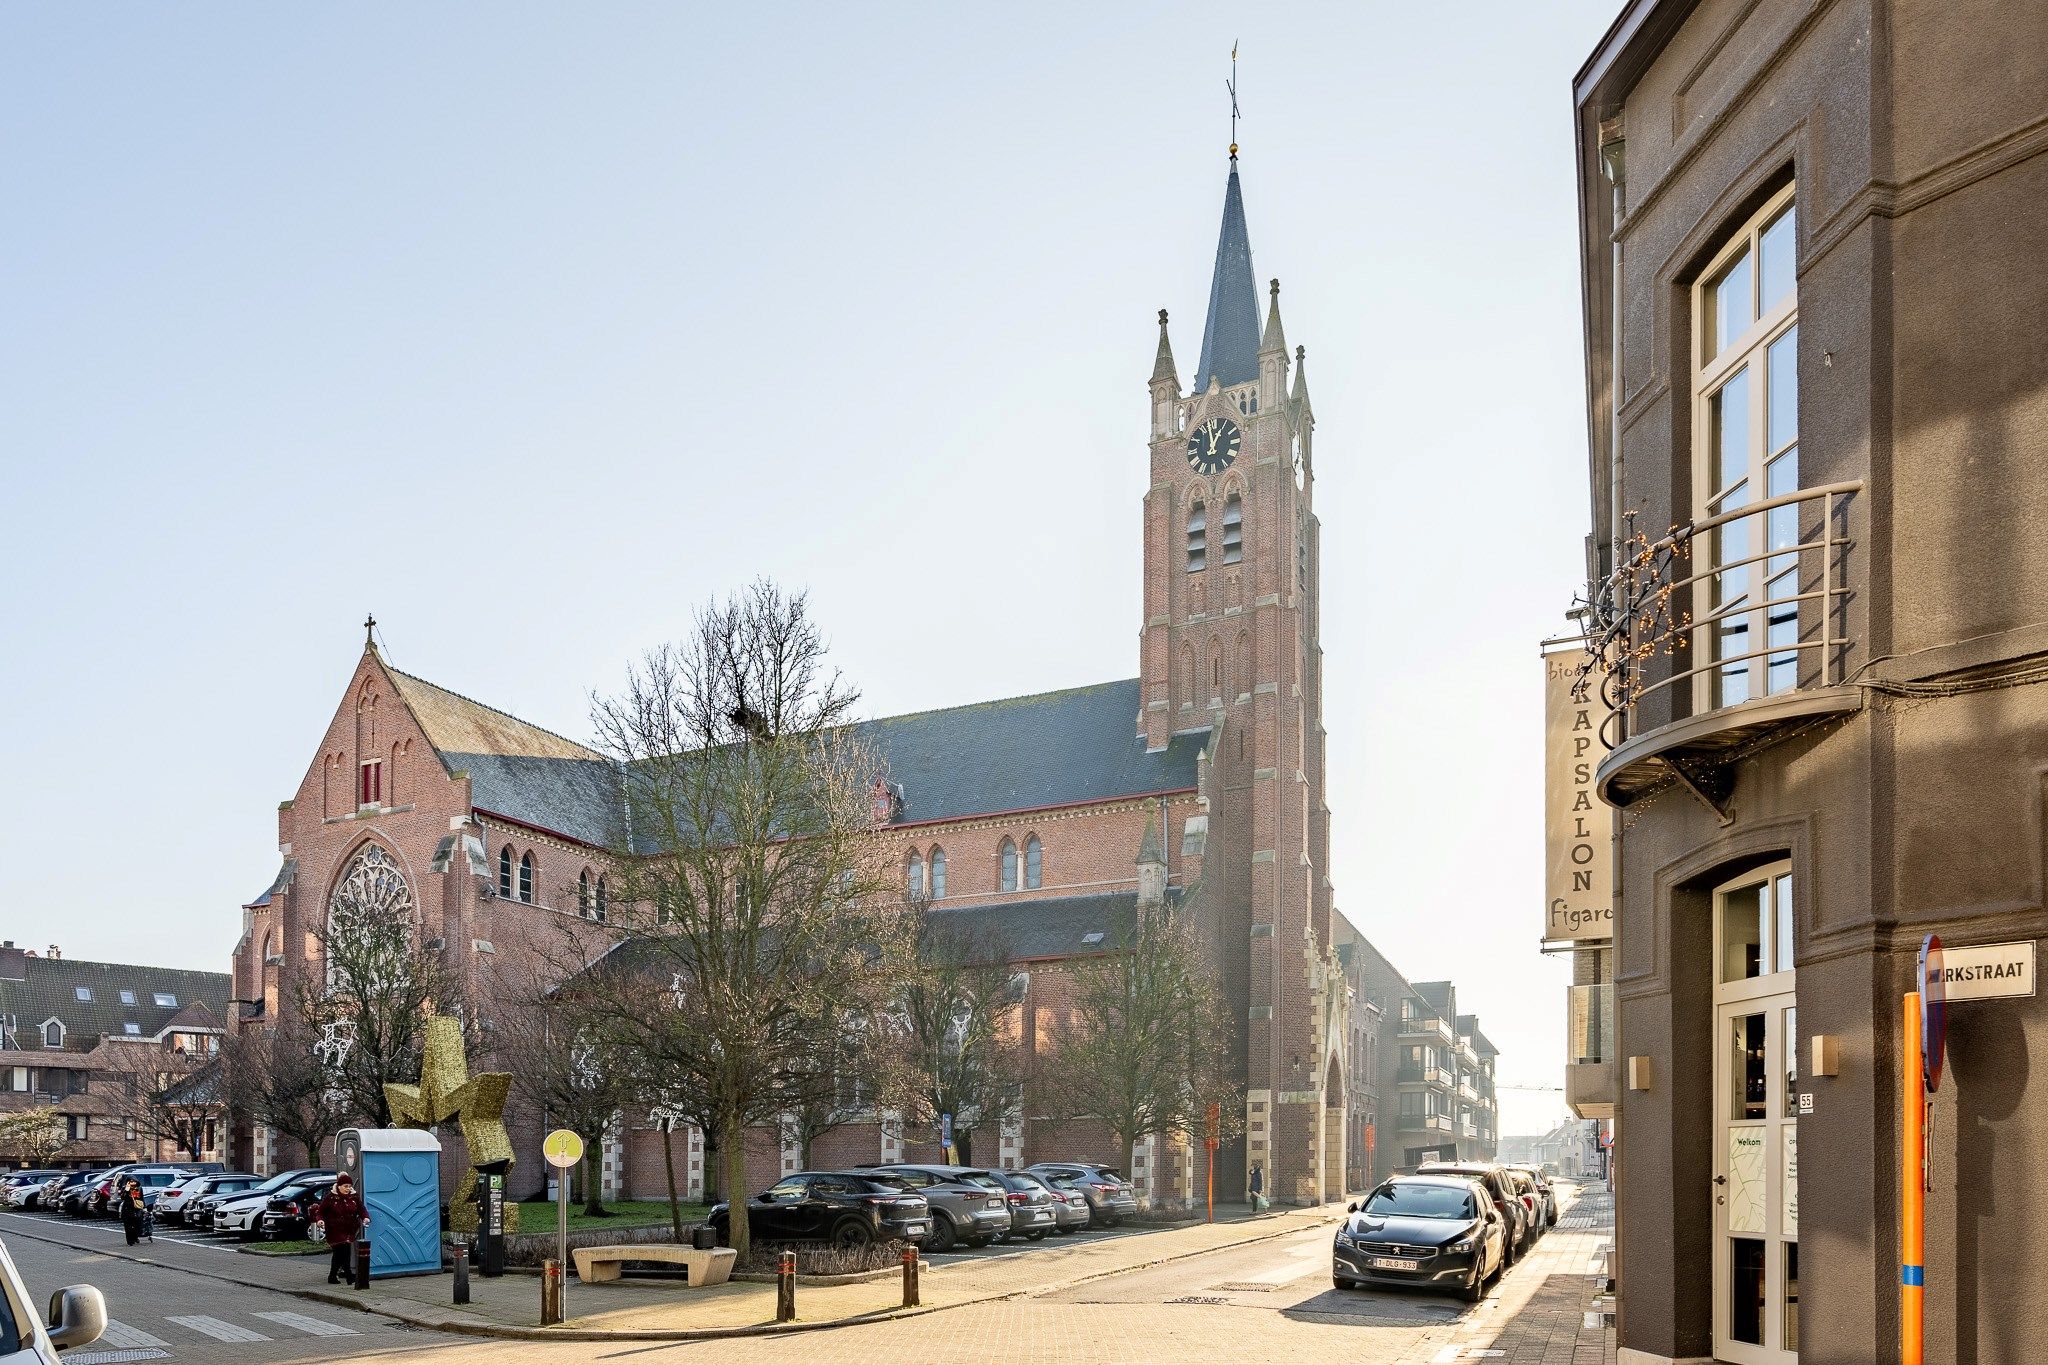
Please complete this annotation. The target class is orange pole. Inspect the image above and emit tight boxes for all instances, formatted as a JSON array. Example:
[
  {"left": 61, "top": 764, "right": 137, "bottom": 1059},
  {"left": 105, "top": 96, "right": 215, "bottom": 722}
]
[
  {"left": 1902, "top": 992, "right": 1924, "bottom": 1365},
  {"left": 1206, "top": 1144, "right": 1215, "bottom": 1223}
]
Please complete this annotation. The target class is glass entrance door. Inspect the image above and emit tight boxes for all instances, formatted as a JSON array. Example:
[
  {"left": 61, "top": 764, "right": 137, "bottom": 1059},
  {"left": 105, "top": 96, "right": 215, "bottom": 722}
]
[{"left": 1712, "top": 865, "right": 1798, "bottom": 1363}]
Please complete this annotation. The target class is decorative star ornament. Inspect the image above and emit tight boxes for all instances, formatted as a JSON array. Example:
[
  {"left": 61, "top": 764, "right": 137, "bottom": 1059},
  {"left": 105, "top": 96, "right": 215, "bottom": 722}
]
[{"left": 385, "top": 1016, "right": 515, "bottom": 1170}]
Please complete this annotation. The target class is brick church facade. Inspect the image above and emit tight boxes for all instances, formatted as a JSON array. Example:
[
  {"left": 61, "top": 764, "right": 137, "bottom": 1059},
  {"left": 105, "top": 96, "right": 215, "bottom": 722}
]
[{"left": 229, "top": 148, "right": 1353, "bottom": 1207}]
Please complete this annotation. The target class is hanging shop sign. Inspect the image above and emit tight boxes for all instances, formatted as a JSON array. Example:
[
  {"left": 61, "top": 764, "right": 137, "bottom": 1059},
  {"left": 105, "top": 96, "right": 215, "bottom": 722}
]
[{"left": 1543, "top": 648, "right": 1614, "bottom": 944}]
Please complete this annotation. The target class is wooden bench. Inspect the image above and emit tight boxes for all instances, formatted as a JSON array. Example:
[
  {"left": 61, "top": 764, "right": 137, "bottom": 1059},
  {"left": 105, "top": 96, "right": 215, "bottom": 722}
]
[{"left": 571, "top": 1244, "right": 737, "bottom": 1287}]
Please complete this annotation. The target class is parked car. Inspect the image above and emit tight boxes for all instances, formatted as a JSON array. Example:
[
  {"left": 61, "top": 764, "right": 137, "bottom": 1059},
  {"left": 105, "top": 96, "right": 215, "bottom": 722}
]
[
  {"left": 707, "top": 1171, "right": 931, "bottom": 1248},
  {"left": 0, "top": 1172, "right": 61, "bottom": 1209},
  {"left": 1502, "top": 1168, "right": 1546, "bottom": 1239},
  {"left": 59, "top": 1172, "right": 120, "bottom": 1219},
  {"left": 189, "top": 1168, "right": 329, "bottom": 1232},
  {"left": 37, "top": 1171, "right": 102, "bottom": 1216},
  {"left": 859, "top": 1165, "right": 1012, "bottom": 1252},
  {"left": 1012, "top": 1169, "right": 1091, "bottom": 1235},
  {"left": 1025, "top": 1162, "right": 1138, "bottom": 1227},
  {"left": 116, "top": 1166, "right": 206, "bottom": 1212},
  {"left": 1333, "top": 1174, "right": 1507, "bottom": 1303},
  {"left": 257, "top": 1176, "right": 337, "bottom": 1241},
  {"left": 155, "top": 1172, "right": 258, "bottom": 1226},
  {"left": 984, "top": 1168, "right": 1058, "bottom": 1241},
  {"left": 0, "top": 1232, "right": 107, "bottom": 1360},
  {"left": 1507, "top": 1164, "right": 1559, "bottom": 1227},
  {"left": 1416, "top": 1161, "right": 1532, "bottom": 1262}
]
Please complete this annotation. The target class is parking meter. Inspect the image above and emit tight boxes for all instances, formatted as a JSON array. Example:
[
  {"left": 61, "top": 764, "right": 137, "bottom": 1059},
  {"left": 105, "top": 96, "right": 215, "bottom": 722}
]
[{"left": 473, "top": 1161, "right": 509, "bottom": 1276}]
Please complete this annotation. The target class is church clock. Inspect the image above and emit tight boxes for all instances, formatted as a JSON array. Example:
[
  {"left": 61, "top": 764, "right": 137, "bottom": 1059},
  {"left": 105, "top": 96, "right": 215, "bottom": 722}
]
[{"left": 1186, "top": 417, "right": 1241, "bottom": 474}]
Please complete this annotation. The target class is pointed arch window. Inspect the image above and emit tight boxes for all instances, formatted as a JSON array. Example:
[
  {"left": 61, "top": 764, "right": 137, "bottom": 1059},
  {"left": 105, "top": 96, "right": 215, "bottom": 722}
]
[
  {"left": 1186, "top": 501, "right": 1207, "bottom": 572},
  {"left": 1222, "top": 493, "right": 1244, "bottom": 564},
  {"left": 43, "top": 1020, "right": 63, "bottom": 1049},
  {"left": 579, "top": 869, "right": 593, "bottom": 918},
  {"left": 518, "top": 851, "right": 534, "bottom": 904},
  {"left": 907, "top": 851, "right": 926, "bottom": 898},
  {"left": 929, "top": 847, "right": 947, "bottom": 900},
  {"left": 594, "top": 875, "right": 608, "bottom": 922},
  {"left": 1024, "top": 835, "right": 1043, "bottom": 890},
  {"left": 498, "top": 847, "right": 514, "bottom": 899},
  {"left": 1000, "top": 837, "right": 1019, "bottom": 892}
]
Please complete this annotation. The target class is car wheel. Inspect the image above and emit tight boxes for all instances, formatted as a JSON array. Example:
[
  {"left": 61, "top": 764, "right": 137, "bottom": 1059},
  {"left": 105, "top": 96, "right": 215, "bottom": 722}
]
[
  {"left": 1333, "top": 1275, "right": 1356, "bottom": 1291},
  {"left": 969, "top": 1235, "right": 997, "bottom": 1249},
  {"left": 924, "top": 1216, "right": 957, "bottom": 1254},
  {"left": 831, "top": 1219, "right": 873, "bottom": 1249},
  {"left": 1462, "top": 1259, "right": 1487, "bottom": 1304}
]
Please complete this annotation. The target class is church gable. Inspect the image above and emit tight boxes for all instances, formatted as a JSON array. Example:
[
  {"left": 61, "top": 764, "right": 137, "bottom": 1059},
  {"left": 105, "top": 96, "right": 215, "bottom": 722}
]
[{"left": 288, "top": 648, "right": 449, "bottom": 825}]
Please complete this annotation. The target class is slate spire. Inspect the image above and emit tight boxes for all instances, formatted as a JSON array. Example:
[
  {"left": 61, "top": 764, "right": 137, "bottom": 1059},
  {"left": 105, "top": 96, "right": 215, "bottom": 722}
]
[
  {"left": 1194, "top": 156, "right": 1260, "bottom": 391},
  {"left": 1151, "top": 308, "right": 1179, "bottom": 387}
]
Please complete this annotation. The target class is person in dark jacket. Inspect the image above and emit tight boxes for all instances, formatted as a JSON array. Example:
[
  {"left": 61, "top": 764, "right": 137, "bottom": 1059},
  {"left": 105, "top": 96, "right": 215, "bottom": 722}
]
[
  {"left": 1247, "top": 1161, "right": 1266, "bottom": 1212},
  {"left": 316, "top": 1175, "right": 368, "bottom": 1284},
  {"left": 119, "top": 1179, "right": 148, "bottom": 1245}
]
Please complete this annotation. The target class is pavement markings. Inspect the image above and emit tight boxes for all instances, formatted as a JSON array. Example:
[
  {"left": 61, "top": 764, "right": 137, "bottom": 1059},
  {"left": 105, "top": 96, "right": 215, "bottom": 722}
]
[
  {"left": 166, "top": 1314, "right": 273, "bottom": 1342},
  {"left": 253, "top": 1309, "right": 360, "bottom": 1336},
  {"left": 96, "top": 1320, "right": 171, "bottom": 1349}
]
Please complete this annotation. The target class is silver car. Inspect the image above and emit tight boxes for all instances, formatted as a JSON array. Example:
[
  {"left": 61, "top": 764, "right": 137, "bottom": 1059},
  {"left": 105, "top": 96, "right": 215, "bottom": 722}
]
[
  {"left": 1012, "top": 1169, "right": 1091, "bottom": 1234},
  {"left": 987, "top": 1168, "right": 1058, "bottom": 1241},
  {"left": 1026, "top": 1162, "right": 1139, "bottom": 1227},
  {"left": 861, "top": 1165, "right": 1013, "bottom": 1252}
]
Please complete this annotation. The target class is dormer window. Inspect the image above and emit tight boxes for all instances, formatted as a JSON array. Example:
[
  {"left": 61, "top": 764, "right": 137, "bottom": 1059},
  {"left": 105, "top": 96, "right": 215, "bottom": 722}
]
[
  {"left": 123, "top": 1023, "right": 141, "bottom": 1036},
  {"left": 1187, "top": 502, "right": 1208, "bottom": 572},
  {"left": 154, "top": 993, "right": 177, "bottom": 1008},
  {"left": 42, "top": 1020, "right": 62, "bottom": 1048},
  {"left": 1222, "top": 494, "right": 1243, "bottom": 564},
  {"left": 359, "top": 759, "right": 384, "bottom": 807}
]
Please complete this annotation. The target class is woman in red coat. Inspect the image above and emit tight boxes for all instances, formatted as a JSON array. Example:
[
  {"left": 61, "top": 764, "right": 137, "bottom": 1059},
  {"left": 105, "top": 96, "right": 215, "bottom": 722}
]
[{"left": 316, "top": 1175, "right": 368, "bottom": 1284}]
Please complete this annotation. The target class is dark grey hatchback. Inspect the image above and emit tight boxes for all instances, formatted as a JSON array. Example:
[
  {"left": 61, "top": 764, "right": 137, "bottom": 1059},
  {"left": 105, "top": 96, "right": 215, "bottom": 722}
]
[{"left": 1332, "top": 1175, "right": 1506, "bottom": 1303}]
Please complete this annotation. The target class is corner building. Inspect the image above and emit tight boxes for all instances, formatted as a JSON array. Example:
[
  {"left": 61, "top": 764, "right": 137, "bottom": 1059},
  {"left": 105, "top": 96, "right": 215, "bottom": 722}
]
[
  {"left": 231, "top": 147, "right": 1352, "bottom": 1207},
  {"left": 1570, "top": 3, "right": 2048, "bottom": 1362}
]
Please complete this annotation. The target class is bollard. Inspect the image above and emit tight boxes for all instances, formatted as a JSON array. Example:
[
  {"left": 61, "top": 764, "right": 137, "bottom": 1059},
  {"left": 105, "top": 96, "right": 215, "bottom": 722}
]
[
  {"left": 353, "top": 1236, "right": 371, "bottom": 1291},
  {"left": 900, "top": 1245, "right": 920, "bottom": 1308},
  {"left": 452, "top": 1245, "right": 470, "bottom": 1305},
  {"left": 775, "top": 1249, "right": 796, "bottom": 1323},
  {"left": 540, "top": 1258, "right": 563, "bottom": 1326}
]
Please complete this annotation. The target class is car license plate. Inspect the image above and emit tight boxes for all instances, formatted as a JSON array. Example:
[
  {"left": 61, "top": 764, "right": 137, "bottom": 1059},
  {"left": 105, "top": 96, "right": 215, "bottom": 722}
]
[
  {"left": 1369, "top": 1256, "right": 1421, "bottom": 1272},
  {"left": 905, "top": 1222, "right": 928, "bottom": 1237}
]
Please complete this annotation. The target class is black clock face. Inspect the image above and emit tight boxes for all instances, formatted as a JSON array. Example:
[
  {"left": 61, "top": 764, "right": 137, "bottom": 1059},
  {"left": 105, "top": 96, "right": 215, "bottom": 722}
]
[{"left": 1186, "top": 417, "right": 1240, "bottom": 475}]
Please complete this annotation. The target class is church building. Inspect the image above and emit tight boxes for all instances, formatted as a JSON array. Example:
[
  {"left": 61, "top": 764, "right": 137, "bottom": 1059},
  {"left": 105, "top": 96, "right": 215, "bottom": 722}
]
[{"left": 230, "top": 145, "right": 1352, "bottom": 1207}]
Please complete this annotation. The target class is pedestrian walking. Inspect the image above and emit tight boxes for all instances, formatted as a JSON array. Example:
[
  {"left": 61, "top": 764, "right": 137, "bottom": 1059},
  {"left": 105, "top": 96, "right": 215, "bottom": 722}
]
[
  {"left": 119, "top": 1179, "right": 149, "bottom": 1246},
  {"left": 316, "top": 1174, "right": 368, "bottom": 1285},
  {"left": 1248, "top": 1161, "right": 1266, "bottom": 1213}
]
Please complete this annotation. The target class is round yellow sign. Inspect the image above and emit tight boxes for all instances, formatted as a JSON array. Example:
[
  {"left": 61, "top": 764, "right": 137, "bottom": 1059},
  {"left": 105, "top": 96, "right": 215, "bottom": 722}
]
[{"left": 543, "top": 1128, "right": 585, "bottom": 1169}]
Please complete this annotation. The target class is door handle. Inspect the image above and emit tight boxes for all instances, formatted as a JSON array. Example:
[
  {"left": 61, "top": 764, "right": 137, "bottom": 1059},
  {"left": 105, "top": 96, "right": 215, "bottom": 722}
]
[{"left": 1712, "top": 1175, "right": 1727, "bottom": 1186}]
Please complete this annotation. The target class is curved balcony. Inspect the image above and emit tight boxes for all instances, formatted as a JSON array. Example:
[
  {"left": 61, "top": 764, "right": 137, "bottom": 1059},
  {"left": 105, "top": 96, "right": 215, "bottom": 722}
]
[{"left": 1583, "top": 482, "right": 1863, "bottom": 814}]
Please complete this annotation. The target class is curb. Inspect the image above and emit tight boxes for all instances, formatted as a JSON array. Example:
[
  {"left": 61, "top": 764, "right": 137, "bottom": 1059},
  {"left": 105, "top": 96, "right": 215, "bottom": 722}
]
[{"left": 1, "top": 1205, "right": 1342, "bottom": 1343}]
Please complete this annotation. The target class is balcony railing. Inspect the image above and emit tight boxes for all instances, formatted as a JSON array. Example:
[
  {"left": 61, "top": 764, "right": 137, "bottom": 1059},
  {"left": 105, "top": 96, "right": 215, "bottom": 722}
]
[
  {"left": 1399, "top": 1014, "right": 1454, "bottom": 1045},
  {"left": 1398, "top": 1112, "right": 1453, "bottom": 1133},
  {"left": 1397, "top": 1064, "right": 1454, "bottom": 1088},
  {"left": 1579, "top": 481, "right": 1864, "bottom": 808}
]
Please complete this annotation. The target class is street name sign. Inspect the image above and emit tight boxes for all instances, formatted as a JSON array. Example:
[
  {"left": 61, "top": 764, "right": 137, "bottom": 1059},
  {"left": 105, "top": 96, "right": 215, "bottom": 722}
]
[{"left": 1933, "top": 940, "right": 2035, "bottom": 1001}]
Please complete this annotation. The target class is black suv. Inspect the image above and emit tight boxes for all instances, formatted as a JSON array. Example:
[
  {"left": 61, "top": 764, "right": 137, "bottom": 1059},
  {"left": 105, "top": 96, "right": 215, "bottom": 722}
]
[{"left": 709, "top": 1171, "right": 931, "bottom": 1248}]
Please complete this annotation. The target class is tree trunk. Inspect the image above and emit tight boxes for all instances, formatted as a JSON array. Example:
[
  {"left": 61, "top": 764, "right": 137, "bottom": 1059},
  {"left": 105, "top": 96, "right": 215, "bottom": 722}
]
[
  {"left": 720, "top": 1114, "right": 750, "bottom": 1265},
  {"left": 581, "top": 1144, "right": 606, "bottom": 1217},
  {"left": 660, "top": 1125, "right": 683, "bottom": 1240},
  {"left": 1123, "top": 1133, "right": 1140, "bottom": 1208},
  {"left": 799, "top": 1129, "right": 813, "bottom": 1171}
]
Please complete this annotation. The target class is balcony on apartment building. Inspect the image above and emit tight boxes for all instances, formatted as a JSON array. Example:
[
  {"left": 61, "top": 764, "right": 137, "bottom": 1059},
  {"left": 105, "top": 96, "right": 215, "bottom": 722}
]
[
  {"left": 1566, "top": 982, "right": 1616, "bottom": 1119},
  {"left": 1397, "top": 1062, "right": 1455, "bottom": 1089},
  {"left": 1399, "top": 1012, "right": 1454, "bottom": 1046},
  {"left": 1398, "top": 1112, "right": 1454, "bottom": 1135},
  {"left": 1583, "top": 482, "right": 1863, "bottom": 816}
]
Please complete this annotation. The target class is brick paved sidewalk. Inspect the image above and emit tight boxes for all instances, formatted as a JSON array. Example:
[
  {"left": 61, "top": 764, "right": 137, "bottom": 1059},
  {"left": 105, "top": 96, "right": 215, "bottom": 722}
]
[{"left": 1393, "top": 1185, "right": 1617, "bottom": 1365}]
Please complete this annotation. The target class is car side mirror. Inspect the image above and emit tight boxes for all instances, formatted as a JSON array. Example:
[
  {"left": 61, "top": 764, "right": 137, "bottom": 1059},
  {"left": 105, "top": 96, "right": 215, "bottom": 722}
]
[
  {"left": 47, "top": 1285, "right": 107, "bottom": 1351},
  {"left": 1346, "top": 1201, "right": 1358, "bottom": 1213}
]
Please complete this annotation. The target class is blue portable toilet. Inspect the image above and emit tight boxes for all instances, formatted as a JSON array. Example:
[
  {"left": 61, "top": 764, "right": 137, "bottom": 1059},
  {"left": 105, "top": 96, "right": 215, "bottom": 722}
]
[{"left": 335, "top": 1128, "right": 442, "bottom": 1278}]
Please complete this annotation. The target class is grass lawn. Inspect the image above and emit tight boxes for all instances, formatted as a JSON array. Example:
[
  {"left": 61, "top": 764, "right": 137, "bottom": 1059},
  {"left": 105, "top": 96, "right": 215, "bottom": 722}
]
[
  {"left": 242, "top": 1239, "right": 327, "bottom": 1256},
  {"left": 516, "top": 1199, "right": 711, "bottom": 1233}
]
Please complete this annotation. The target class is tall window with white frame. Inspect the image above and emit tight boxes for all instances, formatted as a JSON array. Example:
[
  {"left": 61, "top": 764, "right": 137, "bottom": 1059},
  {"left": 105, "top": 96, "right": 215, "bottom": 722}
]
[{"left": 1696, "top": 187, "right": 1799, "bottom": 709}]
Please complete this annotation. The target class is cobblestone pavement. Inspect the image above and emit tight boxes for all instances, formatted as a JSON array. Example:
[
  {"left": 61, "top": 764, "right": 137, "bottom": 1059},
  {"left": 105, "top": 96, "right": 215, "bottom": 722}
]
[{"left": 0, "top": 1187, "right": 1616, "bottom": 1363}]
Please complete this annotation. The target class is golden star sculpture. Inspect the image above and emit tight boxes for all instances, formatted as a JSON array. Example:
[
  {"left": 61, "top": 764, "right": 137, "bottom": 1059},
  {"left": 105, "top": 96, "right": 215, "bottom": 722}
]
[{"left": 385, "top": 1015, "right": 515, "bottom": 1170}]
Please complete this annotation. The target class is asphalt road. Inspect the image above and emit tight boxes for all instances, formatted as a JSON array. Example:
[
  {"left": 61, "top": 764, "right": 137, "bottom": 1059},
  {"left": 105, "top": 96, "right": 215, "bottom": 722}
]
[{"left": 0, "top": 1211, "right": 1557, "bottom": 1365}]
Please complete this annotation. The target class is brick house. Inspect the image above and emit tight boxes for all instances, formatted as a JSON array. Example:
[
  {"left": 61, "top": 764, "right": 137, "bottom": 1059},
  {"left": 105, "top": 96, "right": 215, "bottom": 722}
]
[
  {"left": 232, "top": 144, "right": 1377, "bottom": 1207},
  {"left": 0, "top": 942, "right": 229, "bottom": 1168}
]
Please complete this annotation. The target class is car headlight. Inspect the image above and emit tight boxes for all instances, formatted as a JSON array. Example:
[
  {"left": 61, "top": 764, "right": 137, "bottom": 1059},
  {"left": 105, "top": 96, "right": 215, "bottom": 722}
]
[
  {"left": 1447, "top": 1238, "right": 1474, "bottom": 1253},
  {"left": 1335, "top": 1228, "right": 1356, "bottom": 1247}
]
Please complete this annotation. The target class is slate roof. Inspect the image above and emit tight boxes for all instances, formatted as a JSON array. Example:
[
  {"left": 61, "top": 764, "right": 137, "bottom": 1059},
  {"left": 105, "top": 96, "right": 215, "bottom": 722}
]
[
  {"left": 0, "top": 956, "right": 230, "bottom": 1053},
  {"left": 384, "top": 662, "right": 1208, "bottom": 849},
  {"left": 1194, "top": 158, "right": 1261, "bottom": 391},
  {"left": 852, "top": 680, "right": 1205, "bottom": 826},
  {"left": 920, "top": 890, "right": 1181, "bottom": 964}
]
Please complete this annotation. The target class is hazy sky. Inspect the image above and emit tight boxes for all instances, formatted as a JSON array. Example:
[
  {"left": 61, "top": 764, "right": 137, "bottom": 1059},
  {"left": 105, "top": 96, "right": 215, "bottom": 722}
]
[{"left": 2, "top": 2, "right": 1618, "bottom": 1135}]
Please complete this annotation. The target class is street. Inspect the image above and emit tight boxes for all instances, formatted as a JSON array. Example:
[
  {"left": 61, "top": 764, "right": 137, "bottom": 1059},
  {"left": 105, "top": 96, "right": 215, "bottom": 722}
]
[{"left": 3, "top": 1188, "right": 1613, "bottom": 1364}]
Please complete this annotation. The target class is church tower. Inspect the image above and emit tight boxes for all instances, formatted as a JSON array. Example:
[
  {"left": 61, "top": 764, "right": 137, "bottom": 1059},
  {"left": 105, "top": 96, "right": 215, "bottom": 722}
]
[{"left": 1140, "top": 149, "right": 1342, "bottom": 1202}]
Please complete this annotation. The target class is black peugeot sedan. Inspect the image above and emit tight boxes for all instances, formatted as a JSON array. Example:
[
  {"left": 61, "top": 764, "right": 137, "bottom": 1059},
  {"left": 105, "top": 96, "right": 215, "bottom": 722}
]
[
  {"left": 708, "top": 1171, "right": 930, "bottom": 1248},
  {"left": 1332, "top": 1175, "right": 1507, "bottom": 1303}
]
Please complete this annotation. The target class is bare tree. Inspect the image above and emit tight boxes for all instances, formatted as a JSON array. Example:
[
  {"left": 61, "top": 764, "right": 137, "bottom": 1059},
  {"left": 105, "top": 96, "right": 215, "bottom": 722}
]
[
  {"left": 896, "top": 903, "right": 1023, "bottom": 1166},
  {"left": 490, "top": 961, "right": 637, "bottom": 1217},
  {"left": 575, "top": 581, "right": 913, "bottom": 1263},
  {"left": 0, "top": 1107, "right": 67, "bottom": 1168},
  {"left": 301, "top": 849, "right": 459, "bottom": 1128},
  {"left": 1042, "top": 901, "right": 1239, "bottom": 1190},
  {"left": 220, "top": 1018, "right": 355, "bottom": 1167},
  {"left": 89, "top": 1041, "right": 216, "bottom": 1163}
]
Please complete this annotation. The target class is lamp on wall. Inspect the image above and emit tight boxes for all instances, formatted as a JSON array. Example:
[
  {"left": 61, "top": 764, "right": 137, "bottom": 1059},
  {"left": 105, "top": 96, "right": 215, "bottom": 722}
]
[{"left": 1626, "top": 1056, "right": 1653, "bottom": 1091}]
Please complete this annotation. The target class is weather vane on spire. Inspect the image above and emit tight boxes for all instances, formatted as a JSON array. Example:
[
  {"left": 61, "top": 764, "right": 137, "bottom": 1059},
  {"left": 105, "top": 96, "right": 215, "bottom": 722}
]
[{"left": 1227, "top": 41, "right": 1241, "bottom": 157}]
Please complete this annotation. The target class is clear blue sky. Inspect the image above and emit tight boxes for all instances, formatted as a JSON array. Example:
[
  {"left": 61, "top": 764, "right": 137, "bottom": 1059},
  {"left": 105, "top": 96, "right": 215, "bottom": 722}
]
[{"left": 1, "top": 1, "right": 1618, "bottom": 1134}]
